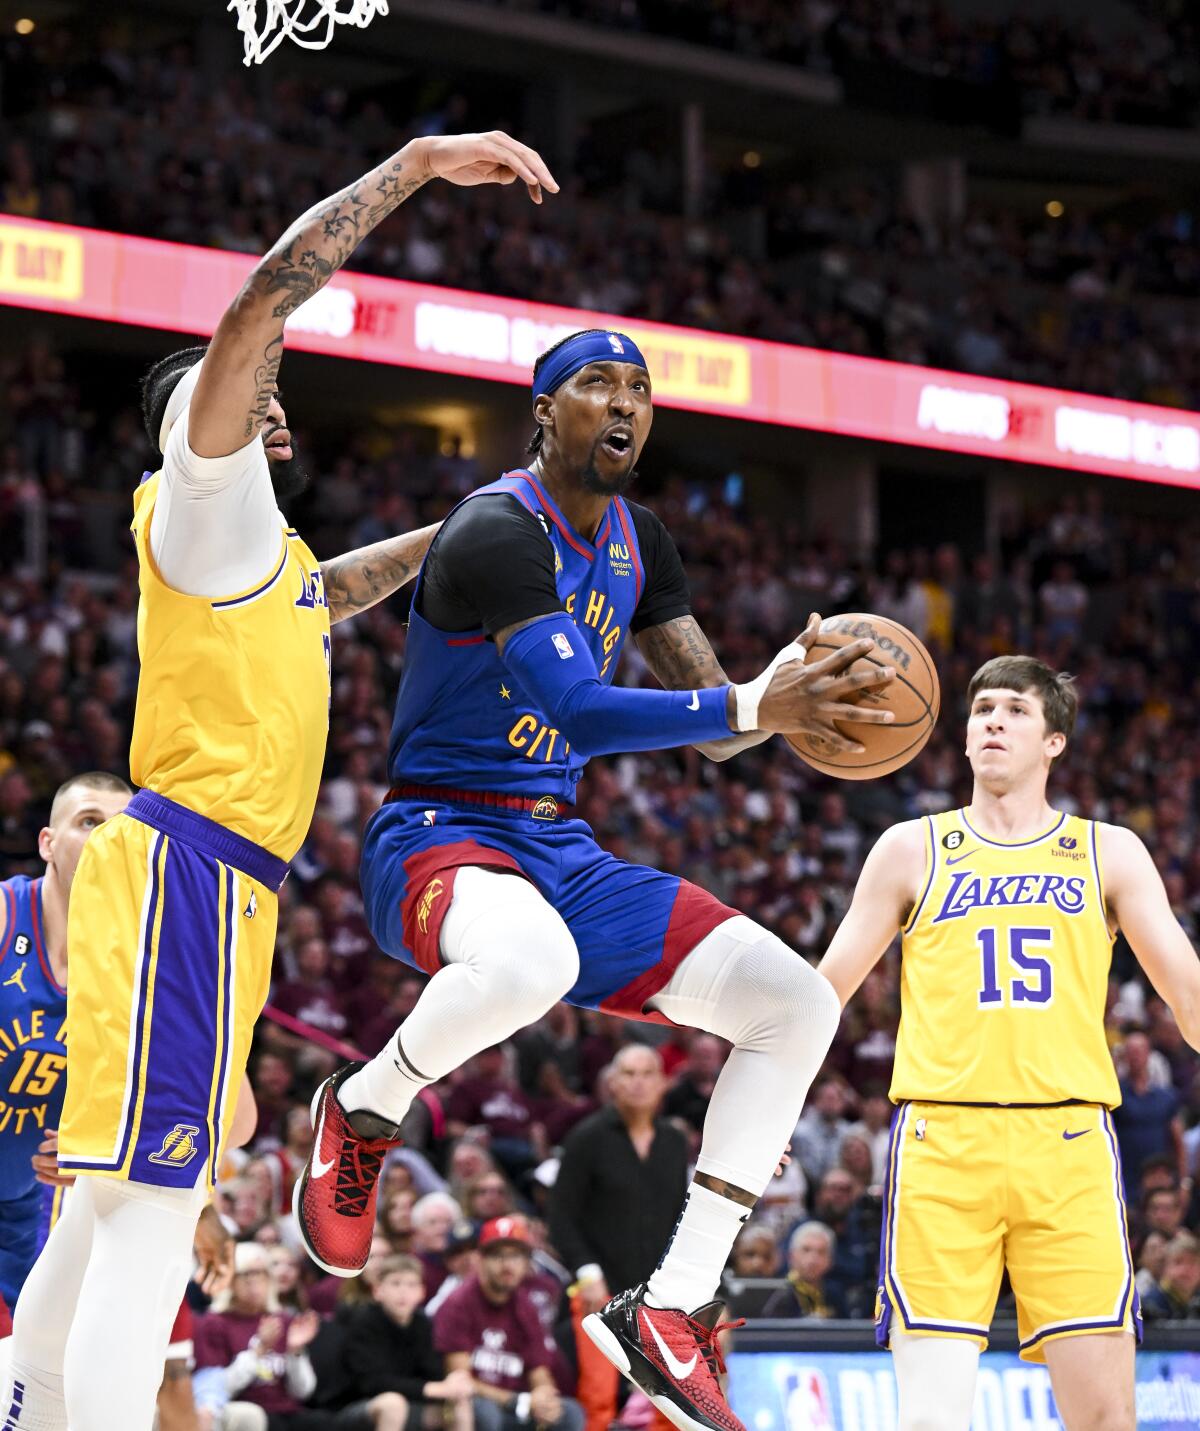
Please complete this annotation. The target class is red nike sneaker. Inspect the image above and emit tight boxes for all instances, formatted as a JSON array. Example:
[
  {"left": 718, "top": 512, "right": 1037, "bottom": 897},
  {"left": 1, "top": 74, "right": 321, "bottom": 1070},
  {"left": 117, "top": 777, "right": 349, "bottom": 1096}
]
[
  {"left": 582, "top": 1284, "right": 746, "bottom": 1431},
  {"left": 293, "top": 1063, "right": 402, "bottom": 1277}
]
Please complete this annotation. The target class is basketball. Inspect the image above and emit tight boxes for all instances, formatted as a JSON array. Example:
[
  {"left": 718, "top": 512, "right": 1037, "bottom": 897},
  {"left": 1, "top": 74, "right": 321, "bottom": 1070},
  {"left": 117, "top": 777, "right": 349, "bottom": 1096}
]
[{"left": 785, "top": 614, "right": 939, "bottom": 780}]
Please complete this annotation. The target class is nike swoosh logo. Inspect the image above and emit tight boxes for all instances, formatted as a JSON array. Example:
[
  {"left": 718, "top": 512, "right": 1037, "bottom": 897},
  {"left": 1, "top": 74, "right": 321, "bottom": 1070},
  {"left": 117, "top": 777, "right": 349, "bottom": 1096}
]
[
  {"left": 1062, "top": 1130, "right": 1090, "bottom": 1141},
  {"left": 311, "top": 1095, "right": 335, "bottom": 1179},
  {"left": 944, "top": 849, "right": 979, "bottom": 866},
  {"left": 687, "top": 692, "right": 700, "bottom": 711},
  {"left": 645, "top": 1316, "right": 698, "bottom": 1381}
]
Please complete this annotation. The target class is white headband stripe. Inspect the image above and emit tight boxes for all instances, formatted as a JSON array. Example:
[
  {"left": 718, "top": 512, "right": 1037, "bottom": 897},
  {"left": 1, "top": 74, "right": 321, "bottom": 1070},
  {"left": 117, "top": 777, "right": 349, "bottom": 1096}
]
[{"left": 158, "top": 360, "right": 205, "bottom": 453}]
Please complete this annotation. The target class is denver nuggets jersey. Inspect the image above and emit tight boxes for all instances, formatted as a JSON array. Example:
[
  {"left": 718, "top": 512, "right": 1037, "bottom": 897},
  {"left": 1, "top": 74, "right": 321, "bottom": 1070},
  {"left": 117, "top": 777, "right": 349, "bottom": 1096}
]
[
  {"left": 891, "top": 809, "right": 1119, "bottom": 1107},
  {"left": 129, "top": 473, "right": 331, "bottom": 861},
  {"left": 389, "top": 470, "right": 647, "bottom": 804},
  {"left": 0, "top": 878, "right": 67, "bottom": 1200}
]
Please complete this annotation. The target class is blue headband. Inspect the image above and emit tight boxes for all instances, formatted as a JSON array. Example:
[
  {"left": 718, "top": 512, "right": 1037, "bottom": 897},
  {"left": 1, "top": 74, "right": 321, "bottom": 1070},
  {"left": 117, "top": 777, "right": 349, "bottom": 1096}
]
[{"left": 532, "top": 330, "right": 648, "bottom": 405}]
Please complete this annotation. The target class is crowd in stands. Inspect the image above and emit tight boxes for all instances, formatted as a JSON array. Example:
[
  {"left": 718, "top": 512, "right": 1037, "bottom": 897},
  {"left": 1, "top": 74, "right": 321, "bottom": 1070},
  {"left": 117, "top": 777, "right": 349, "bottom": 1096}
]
[
  {"left": 501, "top": 0, "right": 1200, "bottom": 129},
  {"left": 5, "top": 18, "right": 1200, "bottom": 408},
  {"left": 3, "top": 323, "right": 1200, "bottom": 1396}
]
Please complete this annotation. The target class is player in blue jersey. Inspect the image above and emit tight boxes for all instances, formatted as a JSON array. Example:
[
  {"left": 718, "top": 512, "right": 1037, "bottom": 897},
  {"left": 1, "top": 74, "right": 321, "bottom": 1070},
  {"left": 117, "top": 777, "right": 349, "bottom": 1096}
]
[
  {"left": 295, "top": 329, "right": 897, "bottom": 1431},
  {"left": 0, "top": 771, "right": 131, "bottom": 1316}
]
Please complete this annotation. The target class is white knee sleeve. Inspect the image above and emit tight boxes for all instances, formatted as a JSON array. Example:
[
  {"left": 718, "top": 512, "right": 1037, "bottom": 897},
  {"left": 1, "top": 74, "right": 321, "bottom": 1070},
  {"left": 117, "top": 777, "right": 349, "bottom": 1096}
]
[
  {"left": 649, "top": 917, "right": 841, "bottom": 1193},
  {"left": 891, "top": 1332, "right": 980, "bottom": 1431}
]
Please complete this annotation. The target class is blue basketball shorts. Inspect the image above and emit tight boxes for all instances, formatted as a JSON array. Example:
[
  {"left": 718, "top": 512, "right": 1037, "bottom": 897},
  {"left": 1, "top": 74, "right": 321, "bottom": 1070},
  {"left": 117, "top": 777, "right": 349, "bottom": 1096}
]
[{"left": 360, "top": 796, "right": 737, "bottom": 1020}]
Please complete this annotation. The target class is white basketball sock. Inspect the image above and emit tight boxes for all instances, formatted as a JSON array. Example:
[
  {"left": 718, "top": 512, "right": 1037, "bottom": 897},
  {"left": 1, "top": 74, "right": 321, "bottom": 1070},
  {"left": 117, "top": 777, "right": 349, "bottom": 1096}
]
[
  {"left": 645, "top": 1184, "right": 749, "bottom": 1312},
  {"left": 338, "top": 867, "right": 579, "bottom": 1126},
  {"left": 1, "top": 1358, "right": 66, "bottom": 1431}
]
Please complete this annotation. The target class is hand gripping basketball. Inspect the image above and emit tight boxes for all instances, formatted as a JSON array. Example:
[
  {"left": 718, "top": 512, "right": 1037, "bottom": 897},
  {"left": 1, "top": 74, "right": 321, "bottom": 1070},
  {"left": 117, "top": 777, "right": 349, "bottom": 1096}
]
[
  {"left": 413, "top": 131, "right": 560, "bottom": 205},
  {"left": 736, "top": 613, "right": 896, "bottom": 755}
]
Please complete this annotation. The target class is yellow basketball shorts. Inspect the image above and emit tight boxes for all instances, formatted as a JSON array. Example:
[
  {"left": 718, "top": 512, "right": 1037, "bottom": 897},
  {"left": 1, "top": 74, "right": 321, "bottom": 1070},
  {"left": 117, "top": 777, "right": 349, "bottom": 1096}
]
[
  {"left": 875, "top": 1101, "right": 1141, "bottom": 1363},
  {"left": 58, "top": 791, "right": 283, "bottom": 1189}
]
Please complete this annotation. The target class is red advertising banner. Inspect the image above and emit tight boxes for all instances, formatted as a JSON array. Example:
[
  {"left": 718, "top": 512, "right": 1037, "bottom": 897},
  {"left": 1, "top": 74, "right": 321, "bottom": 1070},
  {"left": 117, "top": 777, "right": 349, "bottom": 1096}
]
[{"left": 3, "top": 214, "right": 1199, "bottom": 489}]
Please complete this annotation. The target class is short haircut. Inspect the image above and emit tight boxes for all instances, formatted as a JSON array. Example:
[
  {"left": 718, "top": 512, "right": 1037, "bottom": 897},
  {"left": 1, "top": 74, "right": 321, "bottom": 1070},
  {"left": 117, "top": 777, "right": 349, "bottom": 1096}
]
[
  {"left": 967, "top": 656, "right": 1078, "bottom": 770},
  {"left": 412, "top": 1191, "right": 462, "bottom": 1226},
  {"left": 526, "top": 329, "right": 610, "bottom": 455},
  {"left": 376, "top": 1253, "right": 425, "bottom": 1283},
  {"left": 49, "top": 771, "right": 132, "bottom": 828},
  {"left": 1166, "top": 1231, "right": 1200, "bottom": 1261},
  {"left": 140, "top": 344, "right": 209, "bottom": 450},
  {"left": 612, "top": 1043, "right": 663, "bottom": 1075},
  {"left": 789, "top": 1220, "right": 836, "bottom": 1257}
]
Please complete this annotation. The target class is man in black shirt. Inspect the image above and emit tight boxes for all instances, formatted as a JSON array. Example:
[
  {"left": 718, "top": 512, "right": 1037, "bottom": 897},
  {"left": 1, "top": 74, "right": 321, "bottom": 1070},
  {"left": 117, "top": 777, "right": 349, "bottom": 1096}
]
[
  {"left": 300, "top": 328, "right": 896, "bottom": 1431},
  {"left": 549, "top": 1045, "right": 688, "bottom": 1307}
]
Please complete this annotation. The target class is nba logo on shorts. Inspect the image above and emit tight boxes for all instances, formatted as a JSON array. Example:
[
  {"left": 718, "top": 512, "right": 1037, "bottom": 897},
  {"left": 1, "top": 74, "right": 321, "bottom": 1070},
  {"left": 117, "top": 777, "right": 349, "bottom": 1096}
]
[
  {"left": 782, "top": 1368, "right": 835, "bottom": 1431},
  {"left": 552, "top": 632, "right": 574, "bottom": 660},
  {"left": 148, "top": 1124, "right": 202, "bottom": 1167}
]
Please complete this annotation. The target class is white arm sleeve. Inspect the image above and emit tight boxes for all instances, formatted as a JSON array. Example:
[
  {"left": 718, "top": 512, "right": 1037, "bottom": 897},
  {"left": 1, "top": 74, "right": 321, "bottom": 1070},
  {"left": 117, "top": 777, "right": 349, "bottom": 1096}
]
[{"left": 150, "top": 409, "right": 283, "bottom": 597}]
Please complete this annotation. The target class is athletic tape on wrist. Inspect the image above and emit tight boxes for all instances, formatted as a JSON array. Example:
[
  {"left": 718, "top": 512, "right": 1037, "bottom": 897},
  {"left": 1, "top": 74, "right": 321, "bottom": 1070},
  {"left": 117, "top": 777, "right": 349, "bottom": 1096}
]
[{"left": 732, "top": 639, "right": 807, "bottom": 733}]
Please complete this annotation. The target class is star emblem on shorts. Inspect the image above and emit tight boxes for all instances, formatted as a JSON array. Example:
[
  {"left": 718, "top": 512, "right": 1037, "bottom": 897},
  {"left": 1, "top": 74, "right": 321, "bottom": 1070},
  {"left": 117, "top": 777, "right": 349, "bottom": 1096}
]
[{"left": 499, "top": 684, "right": 512, "bottom": 700}]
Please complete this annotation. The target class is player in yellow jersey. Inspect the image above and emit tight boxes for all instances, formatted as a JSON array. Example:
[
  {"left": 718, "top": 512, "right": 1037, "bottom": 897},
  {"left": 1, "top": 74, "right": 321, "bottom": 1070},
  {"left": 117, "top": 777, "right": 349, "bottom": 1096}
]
[
  {"left": 3, "top": 129, "right": 557, "bottom": 1431},
  {"left": 819, "top": 655, "right": 1200, "bottom": 1431}
]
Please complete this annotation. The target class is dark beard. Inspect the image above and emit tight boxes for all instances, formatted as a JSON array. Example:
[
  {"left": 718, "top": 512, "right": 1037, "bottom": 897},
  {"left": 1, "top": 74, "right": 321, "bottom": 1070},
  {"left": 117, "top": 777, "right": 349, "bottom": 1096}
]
[
  {"left": 269, "top": 451, "right": 311, "bottom": 505},
  {"left": 581, "top": 450, "right": 636, "bottom": 497}
]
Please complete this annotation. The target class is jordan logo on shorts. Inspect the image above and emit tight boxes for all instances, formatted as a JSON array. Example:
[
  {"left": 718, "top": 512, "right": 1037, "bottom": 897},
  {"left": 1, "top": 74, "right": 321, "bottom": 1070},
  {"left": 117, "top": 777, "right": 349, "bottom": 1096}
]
[{"left": 148, "top": 1124, "right": 202, "bottom": 1167}]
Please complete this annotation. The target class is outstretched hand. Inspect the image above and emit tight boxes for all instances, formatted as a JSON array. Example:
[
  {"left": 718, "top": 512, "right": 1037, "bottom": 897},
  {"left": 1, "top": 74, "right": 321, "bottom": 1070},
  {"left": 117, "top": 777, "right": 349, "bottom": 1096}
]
[{"left": 415, "top": 131, "right": 559, "bottom": 204}]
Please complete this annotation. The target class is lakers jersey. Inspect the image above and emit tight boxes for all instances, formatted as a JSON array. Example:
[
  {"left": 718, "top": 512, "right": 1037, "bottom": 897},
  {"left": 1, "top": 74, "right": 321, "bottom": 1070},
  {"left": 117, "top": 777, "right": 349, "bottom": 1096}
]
[
  {"left": 890, "top": 809, "right": 1119, "bottom": 1107},
  {"left": 0, "top": 877, "right": 67, "bottom": 1201},
  {"left": 128, "top": 473, "right": 330, "bottom": 861}
]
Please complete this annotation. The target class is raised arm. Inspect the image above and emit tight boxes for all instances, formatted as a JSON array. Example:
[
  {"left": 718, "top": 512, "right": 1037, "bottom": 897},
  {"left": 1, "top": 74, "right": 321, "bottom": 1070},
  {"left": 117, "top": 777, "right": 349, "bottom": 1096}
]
[
  {"left": 818, "top": 821, "right": 926, "bottom": 1007},
  {"left": 636, "top": 616, "right": 771, "bottom": 762},
  {"left": 189, "top": 133, "right": 557, "bottom": 459},
  {"left": 321, "top": 522, "right": 441, "bottom": 625},
  {"left": 1101, "top": 823, "right": 1200, "bottom": 1050}
]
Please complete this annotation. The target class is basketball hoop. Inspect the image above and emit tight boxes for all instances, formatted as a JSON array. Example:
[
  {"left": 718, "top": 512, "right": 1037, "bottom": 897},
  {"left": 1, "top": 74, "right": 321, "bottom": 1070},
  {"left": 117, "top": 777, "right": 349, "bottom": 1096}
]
[{"left": 227, "top": 0, "right": 388, "bottom": 66}]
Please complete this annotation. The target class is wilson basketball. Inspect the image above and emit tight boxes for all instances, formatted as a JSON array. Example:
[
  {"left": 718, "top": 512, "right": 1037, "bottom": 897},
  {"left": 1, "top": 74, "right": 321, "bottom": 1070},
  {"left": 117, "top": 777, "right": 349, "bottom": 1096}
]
[{"left": 785, "top": 614, "right": 939, "bottom": 780}]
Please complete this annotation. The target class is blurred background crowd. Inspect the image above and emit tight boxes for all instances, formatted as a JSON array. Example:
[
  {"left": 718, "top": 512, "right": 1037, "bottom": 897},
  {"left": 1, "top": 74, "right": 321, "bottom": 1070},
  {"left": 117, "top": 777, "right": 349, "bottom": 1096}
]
[
  {"left": 1, "top": 326, "right": 1199, "bottom": 1378},
  {"left": 4, "top": 0, "right": 1200, "bottom": 1421},
  {"left": 6, "top": 4, "right": 1200, "bottom": 408}
]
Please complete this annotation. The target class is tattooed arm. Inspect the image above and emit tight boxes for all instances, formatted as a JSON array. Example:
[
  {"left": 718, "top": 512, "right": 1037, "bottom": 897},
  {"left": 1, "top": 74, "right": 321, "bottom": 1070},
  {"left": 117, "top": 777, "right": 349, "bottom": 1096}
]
[
  {"left": 321, "top": 522, "right": 441, "bottom": 625},
  {"left": 187, "top": 132, "right": 557, "bottom": 459},
  {"left": 636, "top": 616, "right": 772, "bottom": 762}
]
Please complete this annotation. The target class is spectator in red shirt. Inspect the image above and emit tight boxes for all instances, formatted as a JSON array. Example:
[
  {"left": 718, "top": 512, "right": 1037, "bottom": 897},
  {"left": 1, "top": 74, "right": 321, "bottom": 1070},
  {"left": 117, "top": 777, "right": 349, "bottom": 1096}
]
[
  {"left": 193, "top": 1242, "right": 330, "bottom": 1429},
  {"left": 433, "top": 1217, "right": 582, "bottom": 1431},
  {"left": 274, "top": 937, "right": 350, "bottom": 1043},
  {"left": 446, "top": 1048, "right": 545, "bottom": 1182}
]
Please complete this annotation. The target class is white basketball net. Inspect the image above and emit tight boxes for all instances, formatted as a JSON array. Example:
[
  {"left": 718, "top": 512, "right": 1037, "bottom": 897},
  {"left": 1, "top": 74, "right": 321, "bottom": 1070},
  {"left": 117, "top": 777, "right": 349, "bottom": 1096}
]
[{"left": 228, "top": 0, "right": 389, "bottom": 66}]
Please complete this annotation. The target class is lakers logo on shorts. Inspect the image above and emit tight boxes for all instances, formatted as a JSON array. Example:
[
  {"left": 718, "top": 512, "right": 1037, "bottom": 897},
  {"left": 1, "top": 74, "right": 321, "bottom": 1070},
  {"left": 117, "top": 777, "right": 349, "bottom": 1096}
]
[
  {"left": 532, "top": 795, "right": 558, "bottom": 821},
  {"left": 417, "top": 877, "right": 444, "bottom": 935},
  {"left": 147, "top": 1124, "right": 202, "bottom": 1168}
]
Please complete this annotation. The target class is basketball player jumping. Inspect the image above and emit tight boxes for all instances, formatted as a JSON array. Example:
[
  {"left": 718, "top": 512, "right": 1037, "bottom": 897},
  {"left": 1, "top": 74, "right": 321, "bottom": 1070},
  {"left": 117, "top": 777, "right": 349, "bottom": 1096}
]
[
  {"left": 294, "top": 327, "right": 898, "bottom": 1431},
  {"left": 819, "top": 655, "right": 1200, "bottom": 1431},
  {"left": 3, "top": 130, "right": 557, "bottom": 1431}
]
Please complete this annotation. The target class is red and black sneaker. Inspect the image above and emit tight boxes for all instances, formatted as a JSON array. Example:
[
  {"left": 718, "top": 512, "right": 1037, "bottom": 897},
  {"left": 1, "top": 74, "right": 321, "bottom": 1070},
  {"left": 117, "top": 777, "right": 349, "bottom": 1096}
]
[
  {"left": 582, "top": 1284, "right": 746, "bottom": 1431},
  {"left": 293, "top": 1063, "right": 402, "bottom": 1277}
]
